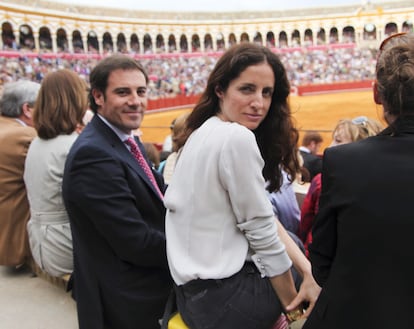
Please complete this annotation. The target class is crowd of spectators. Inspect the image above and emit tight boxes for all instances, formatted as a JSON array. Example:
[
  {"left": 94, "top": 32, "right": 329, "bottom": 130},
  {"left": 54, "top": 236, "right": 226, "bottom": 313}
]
[{"left": 0, "top": 46, "right": 377, "bottom": 98}]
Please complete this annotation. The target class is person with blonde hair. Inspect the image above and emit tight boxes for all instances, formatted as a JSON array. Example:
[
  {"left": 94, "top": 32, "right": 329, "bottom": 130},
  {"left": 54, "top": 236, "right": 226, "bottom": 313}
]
[
  {"left": 24, "top": 69, "right": 88, "bottom": 277},
  {"left": 299, "top": 116, "right": 383, "bottom": 257},
  {"left": 330, "top": 116, "right": 383, "bottom": 147},
  {"left": 304, "top": 32, "right": 414, "bottom": 329}
]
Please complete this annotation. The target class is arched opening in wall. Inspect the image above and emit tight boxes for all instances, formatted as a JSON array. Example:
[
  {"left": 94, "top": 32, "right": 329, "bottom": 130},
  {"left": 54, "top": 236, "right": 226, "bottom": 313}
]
[
  {"left": 103, "top": 32, "right": 113, "bottom": 54},
  {"left": 156, "top": 34, "right": 165, "bottom": 53},
  {"left": 2, "top": 22, "right": 16, "bottom": 49},
  {"left": 39, "top": 26, "right": 52, "bottom": 52},
  {"left": 19, "top": 24, "right": 34, "bottom": 50},
  {"left": 266, "top": 31, "right": 275, "bottom": 47},
  {"left": 279, "top": 31, "right": 288, "bottom": 47},
  {"left": 240, "top": 32, "right": 249, "bottom": 43},
  {"left": 117, "top": 33, "right": 127, "bottom": 53},
  {"left": 363, "top": 23, "right": 376, "bottom": 41},
  {"left": 317, "top": 28, "right": 326, "bottom": 45},
  {"left": 228, "top": 33, "right": 237, "bottom": 47},
  {"left": 343, "top": 26, "right": 355, "bottom": 43},
  {"left": 56, "top": 28, "right": 68, "bottom": 52},
  {"left": 253, "top": 32, "right": 262, "bottom": 45},
  {"left": 384, "top": 22, "right": 398, "bottom": 37},
  {"left": 291, "top": 30, "right": 300, "bottom": 46},
  {"left": 402, "top": 20, "right": 413, "bottom": 33},
  {"left": 329, "top": 27, "right": 339, "bottom": 43},
  {"left": 130, "top": 34, "right": 140, "bottom": 54},
  {"left": 168, "top": 34, "right": 176, "bottom": 52},
  {"left": 143, "top": 33, "right": 152, "bottom": 53},
  {"left": 204, "top": 34, "right": 213, "bottom": 51},
  {"left": 216, "top": 33, "right": 224, "bottom": 50},
  {"left": 87, "top": 31, "right": 99, "bottom": 53},
  {"left": 191, "top": 34, "right": 200, "bottom": 52},
  {"left": 179, "top": 34, "right": 188, "bottom": 52},
  {"left": 72, "top": 30, "right": 84, "bottom": 53},
  {"left": 304, "top": 29, "right": 313, "bottom": 46}
]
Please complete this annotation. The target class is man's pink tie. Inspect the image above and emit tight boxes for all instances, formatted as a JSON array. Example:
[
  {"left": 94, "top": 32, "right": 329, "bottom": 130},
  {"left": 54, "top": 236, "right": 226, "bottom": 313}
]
[{"left": 125, "top": 137, "right": 163, "bottom": 199}]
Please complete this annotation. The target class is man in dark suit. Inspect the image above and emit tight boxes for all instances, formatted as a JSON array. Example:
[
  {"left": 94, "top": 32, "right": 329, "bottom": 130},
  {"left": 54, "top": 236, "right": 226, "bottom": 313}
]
[
  {"left": 62, "top": 55, "right": 171, "bottom": 329},
  {"left": 299, "top": 131, "right": 323, "bottom": 181}
]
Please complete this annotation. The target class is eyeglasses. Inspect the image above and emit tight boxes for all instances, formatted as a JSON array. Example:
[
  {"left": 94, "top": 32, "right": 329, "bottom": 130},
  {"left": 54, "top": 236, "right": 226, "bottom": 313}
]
[{"left": 352, "top": 116, "right": 368, "bottom": 127}]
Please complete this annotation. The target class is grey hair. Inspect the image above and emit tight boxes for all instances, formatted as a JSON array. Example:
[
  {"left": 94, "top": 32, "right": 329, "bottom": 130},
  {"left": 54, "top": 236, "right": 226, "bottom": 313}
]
[{"left": 0, "top": 80, "right": 41, "bottom": 117}]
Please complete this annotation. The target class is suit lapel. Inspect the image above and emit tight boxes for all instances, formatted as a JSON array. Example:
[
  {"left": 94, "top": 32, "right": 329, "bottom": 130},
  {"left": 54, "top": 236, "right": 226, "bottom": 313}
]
[{"left": 91, "top": 116, "right": 163, "bottom": 201}]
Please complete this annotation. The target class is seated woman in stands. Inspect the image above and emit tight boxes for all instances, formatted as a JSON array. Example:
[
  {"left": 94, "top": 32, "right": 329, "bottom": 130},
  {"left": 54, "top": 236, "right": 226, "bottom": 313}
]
[{"left": 24, "top": 69, "right": 88, "bottom": 277}]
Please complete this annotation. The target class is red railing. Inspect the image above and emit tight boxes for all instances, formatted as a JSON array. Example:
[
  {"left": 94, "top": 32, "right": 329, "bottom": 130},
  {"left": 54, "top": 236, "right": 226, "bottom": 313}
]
[
  {"left": 147, "top": 94, "right": 200, "bottom": 111},
  {"left": 296, "top": 80, "right": 373, "bottom": 96},
  {"left": 147, "top": 81, "right": 373, "bottom": 111}
]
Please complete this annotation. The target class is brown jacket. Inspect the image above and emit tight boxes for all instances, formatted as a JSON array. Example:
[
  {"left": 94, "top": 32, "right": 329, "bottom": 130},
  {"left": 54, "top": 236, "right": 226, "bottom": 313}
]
[{"left": 0, "top": 116, "right": 36, "bottom": 266}]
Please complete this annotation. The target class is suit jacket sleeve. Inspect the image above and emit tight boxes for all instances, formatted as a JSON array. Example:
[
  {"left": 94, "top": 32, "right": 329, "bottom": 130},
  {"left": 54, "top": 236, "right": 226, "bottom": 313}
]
[
  {"left": 64, "top": 144, "right": 168, "bottom": 269},
  {"left": 309, "top": 149, "right": 338, "bottom": 287}
]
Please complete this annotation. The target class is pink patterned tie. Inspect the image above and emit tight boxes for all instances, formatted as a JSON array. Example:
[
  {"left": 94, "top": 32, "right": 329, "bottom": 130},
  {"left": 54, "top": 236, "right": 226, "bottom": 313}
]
[{"left": 125, "top": 137, "right": 163, "bottom": 199}]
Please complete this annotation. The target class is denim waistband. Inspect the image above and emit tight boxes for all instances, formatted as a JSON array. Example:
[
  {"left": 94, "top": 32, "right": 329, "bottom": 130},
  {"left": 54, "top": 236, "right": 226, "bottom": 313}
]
[{"left": 176, "top": 262, "right": 258, "bottom": 294}]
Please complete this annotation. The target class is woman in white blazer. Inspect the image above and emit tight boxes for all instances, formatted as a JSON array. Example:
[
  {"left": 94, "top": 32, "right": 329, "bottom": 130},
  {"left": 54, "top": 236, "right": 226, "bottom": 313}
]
[{"left": 24, "top": 69, "right": 88, "bottom": 277}]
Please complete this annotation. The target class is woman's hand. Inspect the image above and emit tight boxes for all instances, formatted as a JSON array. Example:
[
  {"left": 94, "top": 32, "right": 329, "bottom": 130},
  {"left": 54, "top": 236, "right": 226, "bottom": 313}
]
[{"left": 286, "top": 270, "right": 321, "bottom": 317}]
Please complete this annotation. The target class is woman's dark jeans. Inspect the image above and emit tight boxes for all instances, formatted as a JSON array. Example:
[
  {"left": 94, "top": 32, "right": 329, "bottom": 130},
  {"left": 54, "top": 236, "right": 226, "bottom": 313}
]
[{"left": 175, "top": 262, "right": 289, "bottom": 329}]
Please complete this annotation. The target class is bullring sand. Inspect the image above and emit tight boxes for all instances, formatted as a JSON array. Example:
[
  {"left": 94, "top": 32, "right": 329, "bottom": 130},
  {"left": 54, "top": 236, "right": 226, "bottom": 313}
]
[{"left": 140, "top": 90, "right": 383, "bottom": 152}]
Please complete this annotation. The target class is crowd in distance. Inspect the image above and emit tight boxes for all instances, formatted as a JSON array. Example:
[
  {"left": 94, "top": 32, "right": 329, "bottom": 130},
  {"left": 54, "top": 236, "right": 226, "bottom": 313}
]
[{"left": 0, "top": 46, "right": 377, "bottom": 99}]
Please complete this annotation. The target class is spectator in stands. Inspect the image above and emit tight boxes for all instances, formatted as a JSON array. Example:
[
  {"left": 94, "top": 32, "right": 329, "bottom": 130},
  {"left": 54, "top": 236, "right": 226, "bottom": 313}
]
[
  {"left": 159, "top": 111, "right": 189, "bottom": 185},
  {"left": 268, "top": 170, "right": 301, "bottom": 235},
  {"left": 62, "top": 54, "right": 171, "bottom": 329},
  {"left": 161, "top": 118, "right": 175, "bottom": 153},
  {"left": 0, "top": 80, "right": 40, "bottom": 267},
  {"left": 304, "top": 32, "right": 414, "bottom": 329},
  {"left": 299, "top": 131, "right": 323, "bottom": 181},
  {"left": 299, "top": 117, "right": 383, "bottom": 257},
  {"left": 165, "top": 43, "right": 320, "bottom": 329},
  {"left": 24, "top": 69, "right": 88, "bottom": 277},
  {"left": 143, "top": 142, "right": 160, "bottom": 170}
]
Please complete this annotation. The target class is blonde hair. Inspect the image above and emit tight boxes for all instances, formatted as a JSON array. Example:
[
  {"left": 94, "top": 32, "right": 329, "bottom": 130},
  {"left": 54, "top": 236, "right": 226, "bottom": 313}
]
[{"left": 333, "top": 117, "right": 383, "bottom": 142}]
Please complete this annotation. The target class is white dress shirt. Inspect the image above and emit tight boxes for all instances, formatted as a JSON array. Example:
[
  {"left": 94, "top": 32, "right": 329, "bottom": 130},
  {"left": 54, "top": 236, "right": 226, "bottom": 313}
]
[{"left": 165, "top": 116, "right": 291, "bottom": 285}]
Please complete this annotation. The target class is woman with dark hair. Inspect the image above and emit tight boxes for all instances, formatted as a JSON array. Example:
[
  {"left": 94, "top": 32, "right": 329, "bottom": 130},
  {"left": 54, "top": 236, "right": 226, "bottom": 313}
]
[
  {"left": 24, "top": 69, "right": 88, "bottom": 277},
  {"left": 165, "top": 43, "right": 319, "bottom": 329},
  {"left": 304, "top": 32, "right": 414, "bottom": 329}
]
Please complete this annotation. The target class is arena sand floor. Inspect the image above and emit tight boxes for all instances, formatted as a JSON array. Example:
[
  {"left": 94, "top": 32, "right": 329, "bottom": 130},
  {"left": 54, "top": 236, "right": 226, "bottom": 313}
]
[{"left": 140, "top": 90, "right": 384, "bottom": 153}]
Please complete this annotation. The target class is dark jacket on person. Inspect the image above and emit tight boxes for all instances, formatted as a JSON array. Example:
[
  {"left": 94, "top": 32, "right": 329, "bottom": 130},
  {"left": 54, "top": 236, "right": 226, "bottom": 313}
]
[
  {"left": 300, "top": 150, "right": 323, "bottom": 181},
  {"left": 305, "top": 117, "right": 414, "bottom": 329}
]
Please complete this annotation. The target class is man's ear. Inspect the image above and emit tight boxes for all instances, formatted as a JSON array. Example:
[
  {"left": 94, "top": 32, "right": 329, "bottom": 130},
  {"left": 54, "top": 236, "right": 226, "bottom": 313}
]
[
  {"left": 92, "top": 89, "right": 104, "bottom": 106},
  {"left": 373, "top": 80, "right": 382, "bottom": 105},
  {"left": 21, "top": 102, "right": 32, "bottom": 119}
]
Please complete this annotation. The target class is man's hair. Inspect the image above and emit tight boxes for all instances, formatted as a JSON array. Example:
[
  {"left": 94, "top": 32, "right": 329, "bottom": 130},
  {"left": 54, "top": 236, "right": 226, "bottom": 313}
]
[
  {"left": 301, "top": 131, "right": 323, "bottom": 146},
  {"left": 0, "top": 80, "right": 40, "bottom": 117}
]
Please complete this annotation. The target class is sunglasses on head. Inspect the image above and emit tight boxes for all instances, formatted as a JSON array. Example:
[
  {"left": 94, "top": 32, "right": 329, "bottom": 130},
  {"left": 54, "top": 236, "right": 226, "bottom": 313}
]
[
  {"left": 379, "top": 32, "right": 407, "bottom": 51},
  {"left": 352, "top": 116, "right": 368, "bottom": 126}
]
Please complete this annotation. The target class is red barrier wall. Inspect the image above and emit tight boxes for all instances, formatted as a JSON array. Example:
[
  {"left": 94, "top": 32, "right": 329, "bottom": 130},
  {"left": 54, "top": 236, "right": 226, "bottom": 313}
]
[
  {"left": 147, "top": 81, "right": 374, "bottom": 111},
  {"left": 297, "top": 80, "right": 374, "bottom": 96},
  {"left": 147, "top": 94, "right": 200, "bottom": 111}
]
